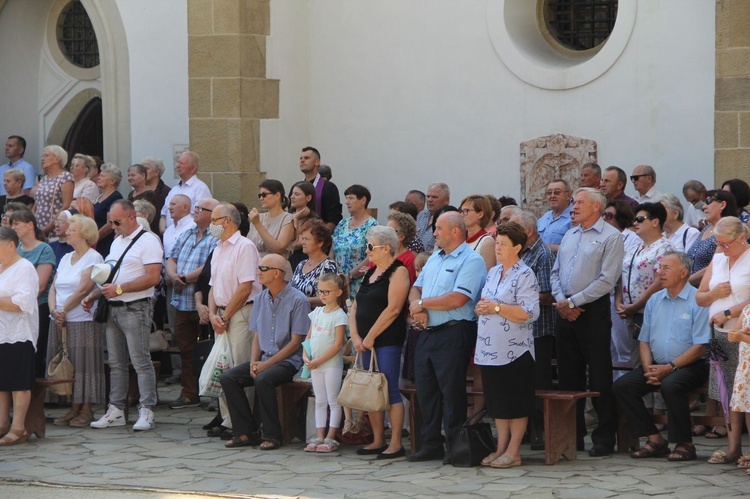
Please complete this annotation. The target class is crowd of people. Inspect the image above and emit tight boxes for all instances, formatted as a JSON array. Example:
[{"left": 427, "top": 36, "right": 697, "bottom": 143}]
[{"left": 0, "top": 137, "right": 749, "bottom": 476}]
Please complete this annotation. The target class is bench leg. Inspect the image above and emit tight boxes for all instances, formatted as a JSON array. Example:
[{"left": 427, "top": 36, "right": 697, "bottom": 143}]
[
  {"left": 543, "top": 398, "right": 578, "bottom": 465},
  {"left": 406, "top": 392, "right": 421, "bottom": 453},
  {"left": 25, "top": 385, "right": 49, "bottom": 439},
  {"left": 277, "top": 385, "right": 310, "bottom": 444}
]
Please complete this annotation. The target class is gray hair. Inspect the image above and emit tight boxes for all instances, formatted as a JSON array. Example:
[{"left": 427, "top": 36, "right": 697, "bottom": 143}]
[
  {"left": 512, "top": 210, "right": 538, "bottom": 234},
  {"left": 133, "top": 199, "right": 156, "bottom": 223},
  {"left": 217, "top": 202, "right": 241, "bottom": 227},
  {"left": 72, "top": 153, "right": 95, "bottom": 174},
  {"left": 43, "top": 145, "right": 68, "bottom": 167},
  {"left": 182, "top": 151, "right": 200, "bottom": 169},
  {"left": 639, "top": 164, "right": 656, "bottom": 181},
  {"left": 428, "top": 182, "right": 450, "bottom": 199},
  {"left": 683, "top": 179, "right": 706, "bottom": 195},
  {"left": 0, "top": 226, "right": 19, "bottom": 246},
  {"left": 658, "top": 193, "right": 684, "bottom": 222},
  {"left": 662, "top": 250, "right": 693, "bottom": 275},
  {"left": 141, "top": 157, "right": 165, "bottom": 178},
  {"left": 714, "top": 216, "right": 749, "bottom": 240},
  {"left": 500, "top": 205, "right": 522, "bottom": 218},
  {"left": 574, "top": 187, "right": 606, "bottom": 214},
  {"left": 581, "top": 163, "right": 602, "bottom": 177},
  {"left": 100, "top": 163, "right": 122, "bottom": 187},
  {"left": 366, "top": 225, "right": 399, "bottom": 256}
]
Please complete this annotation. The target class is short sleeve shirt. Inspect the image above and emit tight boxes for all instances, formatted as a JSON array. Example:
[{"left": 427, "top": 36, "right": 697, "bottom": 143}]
[
  {"left": 250, "top": 286, "right": 311, "bottom": 369},
  {"left": 308, "top": 307, "right": 348, "bottom": 369},
  {"left": 18, "top": 242, "right": 56, "bottom": 306},
  {"left": 209, "top": 231, "right": 261, "bottom": 306},
  {"left": 35, "top": 171, "right": 74, "bottom": 229},
  {"left": 106, "top": 226, "right": 164, "bottom": 302},
  {"left": 537, "top": 205, "right": 572, "bottom": 247}
]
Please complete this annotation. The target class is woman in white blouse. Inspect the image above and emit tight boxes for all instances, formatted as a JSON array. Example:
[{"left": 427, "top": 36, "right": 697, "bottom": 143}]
[
  {"left": 70, "top": 154, "right": 99, "bottom": 203},
  {"left": 0, "top": 227, "right": 40, "bottom": 445},
  {"left": 474, "top": 222, "right": 539, "bottom": 469}
]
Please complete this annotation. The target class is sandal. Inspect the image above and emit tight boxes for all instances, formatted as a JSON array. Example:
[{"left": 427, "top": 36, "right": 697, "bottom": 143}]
[
  {"left": 225, "top": 435, "right": 258, "bottom": 448},
  {"left": 705, "top": 426, "right": 728, "bottom": 439},
  {"left": 490, "top": 454, "right": 522, "bottom": 469},
  {"left": 305, "top": 437, "right": 324, "bottom": 452},
  {"left": 630, "top": 439, "right": 670, "bottom": 459},
  {"left": 260, "top": 439, "right": 281, "bottom": 451},
  {"left": 316, "top": 438, "right": 339, "bottom": 453},
  {"left": 481, "top": 452, "right": 503, "bottom": 467},
  {"left": 737, "top": 455, "right": 750, "bottom": 469},
  {"left": 691, "top": 424, "right": 708, "bottom": 437},
  {"left": 0, "top": 428, "right": 28, "bottom": 446},
  {"left": 0, "top": 426, "right": 9, "bottom": 439},
  {"left": 707, "top": 450, "right": 739, "bottom": 464},
  {"left": 667, "top": 443, "right": 697, "bottom": 462},
  {"left": 350, "top": 418, "right": 364, "bottom": 434},
  {"left": 53, "top": 411, "right": 79, "bottom": 427},
  {"left": 69, "top": 411, "right": 94, "bottom": 428},
  {"left": 341, "top": 419, "right": 354, "bottom": 435}
]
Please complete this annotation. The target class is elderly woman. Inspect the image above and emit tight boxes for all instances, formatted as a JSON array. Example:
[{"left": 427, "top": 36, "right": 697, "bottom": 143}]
[
  {"left": 696, "top": 217, "right": 750, "bottom": 452},
  {"left": 70, "top": 154, "right": 99, "bottom": 203},
  {"left": 722, "top": 178, "right": 750, "bottom": 224},
  {"left": 687, "top": 189, "right": 739, "bottom": 287},
  {"left": 93, "top": 163, "right": 124, "bottom": 258},
  {"left": 333, "top": 184, "right": 378, "bottom": 299},
  {"left": 127, "top": 163, "right": 156, "bottom": 205},
  {"left": 0, "top": 227, "right": 39, "bottom": 446},
  {"left": 288, "top": 181, "right": 318, "bottom": 271},
  {"left": 388, "top": 201, "right": 425, "bottom": 254},
  {"left": 460, "top": 194, "right": 497, "bottom": 271},
  {"left": 660, "top": 194, "right": 699, "bottom": 252},
  {"left": 49, "top": 210, "right": 76, "bottom": 265},
  {"left": 385, "top": 211, "right": 418, "bottom": 283},
  {"left": 47, "top": 215, "right": 105, "bottom": 427},
  {"left": 248, "top": 180, "right": 295, "bottom": 263},
  {"left": 290, "top": 219, "right": 338, "bottom": 307},
  {"left": 350, "top": 225, "right": 411, "bottom": 459},
  {"left": 1, "top": 170, "right": 34, "bottom": 213},
  {"left": 134, "top": 199, "right": 157, "bottom": 233},
  {"left": 10, "top": 210, "right": 56, "bottom": 379},
  {"left": 141, "top": 157, "right": 171, "bottom": 235},
  {"left": 35, "top": 145, "right": 74, "bottom": 237},
  {"left": 474, "top": 222, "right": 539, "bottom": 468}
]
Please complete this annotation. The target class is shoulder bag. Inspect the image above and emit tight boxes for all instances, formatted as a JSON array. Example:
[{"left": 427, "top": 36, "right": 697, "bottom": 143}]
[
  {"left": 337, "top": 350, "right": 389, "bottom": 412},
  {"left": 450, "top": 408, "right": 495, "bottom": 467},
  {"left": 93, "top": 230, "right": 146, "bottom": 324},
  {"left": 47, "top": 326, "right": 75, "bottom": 396}
]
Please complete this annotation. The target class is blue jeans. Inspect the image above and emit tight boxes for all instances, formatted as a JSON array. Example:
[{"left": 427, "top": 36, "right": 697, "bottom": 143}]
[
  {"left": 106, "top": 300, "right": 157, "bottom": 409},
  {"left": 360, "top": 345, "right": 403, "bottom": 405}
]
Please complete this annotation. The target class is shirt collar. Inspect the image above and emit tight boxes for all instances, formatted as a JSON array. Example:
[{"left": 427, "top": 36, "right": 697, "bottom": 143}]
[
  {"left": 522, "top": 236, "right": 544, "bottom": 256},
  {"left": 178, "top": 175, "right": 198, "bottom": 187},
  {"left": 438, "top": 241, "right": 470, "bottom": 258},
  {"left": 122, "top": 225, "right": 144, "bottom": 241}
]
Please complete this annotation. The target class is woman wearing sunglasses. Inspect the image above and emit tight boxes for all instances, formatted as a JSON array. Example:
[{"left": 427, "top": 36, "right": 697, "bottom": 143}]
[
  {"left": 687, "top": 190, "right": 739, "bottom": 287},
  {"left": 247, "top": 180, "right": 295, "bottom": 270}
]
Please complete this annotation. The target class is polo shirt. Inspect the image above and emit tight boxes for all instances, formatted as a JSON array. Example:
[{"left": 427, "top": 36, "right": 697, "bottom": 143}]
[
  {"left": 106, "top": 226, "right": 164, "bottom": 302},
  {"left": 161, "top": 175, "right": 211, "bottom": 229},
  {"left": 250, "top": 285, "right": 310, "bottom": 370},
  {"left": 537, "top": 204, "right": 572, "bottom": 247}
]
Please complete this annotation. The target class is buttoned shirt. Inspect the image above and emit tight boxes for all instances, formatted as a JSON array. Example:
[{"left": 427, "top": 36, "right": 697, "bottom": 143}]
[
  {"left": 639, "top": 283, "right": 710, "bottom": 364},
  {"left": 250, "top": 285, "right": 310, "bottom": 370},
  {"left": 683, "top": 202, "right": 706, "bottom": 229},
  {"left": 0, "top": 158, "right": 36, "bottom": 194},
  {"left": 665, "top": 223, "right": 700, "bottom": 253},
  {"left": 160, "top": 175, "right": 211, "bottom": 229},
  {"left": 550, "top": 217, "right": 624, "bottom": 306},
  {"left": 168, "top": 226, "right": 218, "bottom": 311},
  {"left": 416, "top": 209, "right": 435, "bottom": 252},
  {"left": 521, "top": 237, "right": 556, "bottom": 338},
  {"left": 633, "top": 187, "right": 662, "bottom": 204},
  {"left": 163, "top": 215, "right": 196, "bottom": 258},
  {"left": 209, "top": 231, "right": 261, "bottom": 307},
  {"left": 106, "top": 226, "right": 164, "bottom": 302},
  {"left": 537, "top": 204, "right": 572, "bottom": 247},
  {"left": 414, "top": 241, "right": 487, "bottom": 326}
]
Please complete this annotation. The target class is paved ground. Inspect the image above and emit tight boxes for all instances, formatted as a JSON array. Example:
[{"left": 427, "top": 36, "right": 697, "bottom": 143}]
[{"left": 0, "top": 382, "right": 748, "bottom": 498}]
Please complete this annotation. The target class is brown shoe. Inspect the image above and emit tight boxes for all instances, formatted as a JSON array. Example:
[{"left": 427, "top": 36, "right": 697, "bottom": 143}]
[
  {"left": 0, "top": 428, "right": 28, "bottom": 446},
  {"left": 53, "top": 411, "right": 79, "bottom": 427},
  {"left": 630, "top": 439, "right": 670, "bottom": 458},
  {"left": 69, "top": 411, "right": 94, "bottom": 428}
]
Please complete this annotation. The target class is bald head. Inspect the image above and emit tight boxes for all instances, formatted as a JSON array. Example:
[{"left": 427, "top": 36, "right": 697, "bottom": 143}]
[
  {"left": 169, "top": 194, "right": 191, "bottom": 223},
  {"left": 258, "top": 254, "right": 288, "bottom": 290},
  {"left": 434, "top": 211, "right": 466, "bottom": 253}
]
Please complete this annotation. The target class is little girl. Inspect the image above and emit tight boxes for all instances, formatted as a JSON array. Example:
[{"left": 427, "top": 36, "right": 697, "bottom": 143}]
[{"left": 303, "top": 273, "right": 349, "bottom": 453}]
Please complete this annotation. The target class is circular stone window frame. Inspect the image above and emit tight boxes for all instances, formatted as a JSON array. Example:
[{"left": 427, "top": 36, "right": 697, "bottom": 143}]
[
  {"left": 47, "top": 0, "right": 101, "bottom": 81},
  {"left": 487, "top": 0, "right": 636, "bottom": 90}
]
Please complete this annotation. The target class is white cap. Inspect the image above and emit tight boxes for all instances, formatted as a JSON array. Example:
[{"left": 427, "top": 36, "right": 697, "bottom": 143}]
[{"left": 91, "top": 263, "right": 114, "bottom": 286}]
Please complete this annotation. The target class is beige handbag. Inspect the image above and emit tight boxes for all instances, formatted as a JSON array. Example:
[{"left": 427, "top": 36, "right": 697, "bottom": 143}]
[
  {"left": 337, "top": 350, "right": 389, "bottom": 412},
  {"left": 47, "top": 326, "right": 74, "bottom": 397}
]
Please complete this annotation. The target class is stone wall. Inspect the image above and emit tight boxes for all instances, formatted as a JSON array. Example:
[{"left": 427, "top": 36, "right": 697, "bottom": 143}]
[
  {"left": 187, "top": 0, "right": 276, "bottom": 206},
  {"left": 715, "top": 0, "right": 750, "bottom": 186}
]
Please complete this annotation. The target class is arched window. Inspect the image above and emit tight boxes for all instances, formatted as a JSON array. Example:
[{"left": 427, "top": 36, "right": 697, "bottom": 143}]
[{"left": 57, "top": 1, "right": 100, "bottom": 68}]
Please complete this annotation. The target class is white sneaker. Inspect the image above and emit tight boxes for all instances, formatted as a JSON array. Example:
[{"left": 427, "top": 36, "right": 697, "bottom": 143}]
[
  {"left": 133, "top": 407, "right": 155, "bottom": 431},
  {"left": 90, "top": 405, "right": 126, "bottom": 429}
]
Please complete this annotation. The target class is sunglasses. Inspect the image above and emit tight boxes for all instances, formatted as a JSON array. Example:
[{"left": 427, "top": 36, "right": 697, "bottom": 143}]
[
  {"left": 110, "top": 218, "right": 127, "bottom": 226},
  {"left": 258, "top": 192, "right": 272, "bottom": 199},
  {"left": 258, "top": 265, "right": 283, "bottom": 272},
  {"left": 630, "top": 174, "right": 650, "bottom": 182},
  {"left": 194, "top": 206, "right": 212, "bottom": 213},
  {"left": 366, "top": 243, "right": 385, "bottom": 252},
  {"left": 705, "top": 197, "right": 719, "bottom": 205},
  {"left": 602, "top": 212, "right": 615, "bottom": 220},
  {"left": 633, "top": 215, "right": 652, "bottom": 224}
]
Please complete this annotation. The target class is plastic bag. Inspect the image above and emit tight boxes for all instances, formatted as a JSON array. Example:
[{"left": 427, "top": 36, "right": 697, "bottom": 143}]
[{"left": 198, "top": 333, "right": 233, "bottom": 397}]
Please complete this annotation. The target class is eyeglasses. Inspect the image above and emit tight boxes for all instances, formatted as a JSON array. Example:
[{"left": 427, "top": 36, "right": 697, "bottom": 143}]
[
  {"left": 718, "top": 237, "right": 738, "bottom": 249},
  {"left": 366, "top": 243, "right": 385, "bottom": 252},
  {"left": 602, "top": 212, "right": 615, "bottom": 220},
  {"left": 633, "top": 215, "right": 652, "bottom": 224},
  {"left": 210, "top": 216, "right": 228, "bottom": 224},
  {"left": 317, "top": 289, "right": 333, "bottom": 296},
  {"left": 258, "top": 265, "right": 283, "bottom": 272},
  {"left": 459, "top": 209, "right": 475, "bottom": 216},
  {"left": 258, "top": 192, "right": 272, "bottom": 199},
  {"left": 194, "top": 206, "right": 212, "bottom": 213},
  {"left": 546, "top": 189, "right": 564, "bottom": 196},
  {"left": 630, "top": 174, "right": 650, "bottom": 182}
]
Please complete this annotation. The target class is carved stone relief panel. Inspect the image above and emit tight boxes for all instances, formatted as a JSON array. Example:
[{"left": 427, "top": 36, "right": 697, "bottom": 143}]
[{"left": 520, "top": 133, "right": 597, "bottom": 218}]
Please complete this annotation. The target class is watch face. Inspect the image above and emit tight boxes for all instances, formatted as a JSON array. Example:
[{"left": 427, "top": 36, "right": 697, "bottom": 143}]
[{"left": 495, "top": 306, "right": 500, "bottom": 313}]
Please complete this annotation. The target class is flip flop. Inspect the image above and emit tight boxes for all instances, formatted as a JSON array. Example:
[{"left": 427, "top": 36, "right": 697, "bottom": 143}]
[
  {"left": 707, "top": 450, "right": 738, "bottom": 464},
  {"left": 260, "top": 439, "right": 281, "bottom": 451}
]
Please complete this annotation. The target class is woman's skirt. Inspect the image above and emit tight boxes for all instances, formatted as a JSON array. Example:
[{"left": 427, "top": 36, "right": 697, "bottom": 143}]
[
  {"left": 480, "top": 350, "right": 534, "bottom": 420},
  {"left": 46, "top": 321, "right": 106, "bottom": 404},
  {"left": 0, "top": 341, "right": 36, "bottom": 391}
]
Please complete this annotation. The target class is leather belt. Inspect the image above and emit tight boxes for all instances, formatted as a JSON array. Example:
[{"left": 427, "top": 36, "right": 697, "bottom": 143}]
[
  {"left": 109, "top": 297, "right": 150, "bottom": 307},
  {"left": 423, "top": 319, "right": 467, "bottom": 333}
]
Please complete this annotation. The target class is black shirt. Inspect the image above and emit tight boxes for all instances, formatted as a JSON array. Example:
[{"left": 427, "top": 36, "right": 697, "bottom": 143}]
[{"left": 354, "top": 260, "right": 407, "bottom": 349}]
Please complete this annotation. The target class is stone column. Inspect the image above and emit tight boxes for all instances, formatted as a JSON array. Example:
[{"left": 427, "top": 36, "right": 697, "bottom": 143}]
[
  {"left": 715, "top": 0, "right": 750, "bottom": 185},
  {"left": 187, "top": 0, "right": 277, "bottom": 206}
]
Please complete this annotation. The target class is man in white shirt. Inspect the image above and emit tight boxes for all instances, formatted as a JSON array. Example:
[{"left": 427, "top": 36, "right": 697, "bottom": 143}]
[
  {"left": 630, "top": 165, "right": 662, "bottom": 203},
  {"left": 82, "top": 200, "right": 163, "bottom": 431},
  {"left": 159, "top": 151, "right": 211, "bottom": 234},
  {"left": 163, "top": 194, "right": 196, "bottom": 258},
  {"left": 682, "top": 180, "right": 707, "bottom": 229},
  {"left": 0, "top": 136, "right": 36, "bottom": 195}
]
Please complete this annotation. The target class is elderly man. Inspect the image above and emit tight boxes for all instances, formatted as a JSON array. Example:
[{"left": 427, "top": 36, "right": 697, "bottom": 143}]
[
  {"left": 83, "top": 200, "right": 163, "bottom": 431},
  {"left": 631, "top": 165, "right": 662, "bottom": 203},
  {"left": 405, "top": 189, "right": 426, "bottom": 213},
  {"left": 416, "top": 183, "right": 451, "bottom": 252},
  {"left": 498, "top": 204, "right": 521, "bottom": 225},
  {"left": 408, "top": 211, "right": 487, "bottom": 463},
  {"left": 550, "top": 187, "right": 624, "bottom": 456},
  {"left": 0, "top": 135, "right": 36, "bottom": 195},
  {"left": 299, "top": 146, "right": 342, "bottom": 232},
  {"left": 537, "top": 179, "right": 572, "bottom": 252},
  {"left": 511, "top": 210, "right": 557, "bottom": 450},
  {"left": 159, "top": 151, "right": 211, "bottom": 233},
  {"left": 166, "top": 197, "right": 220, "bottom": 409},
  {"left": 613, "top": 251, "right": 709, "bottom": 462},
  {"left": 580, "top": 163, "right": 602, "bottom": 189},
  {"left": 141, "top": 156, "right": 171, "bottom": 233},
  {"left": 682, "top": 180, "right": 707, "bottom": 229},
  {"left": 220, "top": 253, "right": 310, "bottom": 450},
  {"left": 163, "top": 194, "right": 195, "bottom": 258},
  {"left": 600, "top": 166, "right": 638, "bottom": 211},
  {"left": 208, "top": 203, "right": 261, "bottom": 434}
]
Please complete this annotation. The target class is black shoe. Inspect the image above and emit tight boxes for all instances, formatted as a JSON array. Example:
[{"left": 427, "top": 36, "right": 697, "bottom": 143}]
[
  {"left": 206, "top": 425, "right": 228, "bottom": 437},
  {"left": 442, "top": 454, "right": 452, "bottom": 465},
  {"left": 407, "top": 448, "right": 445, "bottom": 462},
  {"left": 376, "top": 447, "right": 406, "bottom": 460},
  {"left": 202, "top": 415, "right": 223, "bottom": 430},
  {"left": 219, "top": 429, "right": 233, "bottom": 440},
  {"left": 588, "top": 444, "right": 614, "bottom": 457},
  {"left": 530, "top": 438, "right": 545, "bottom": 451},
  {"left": 356, "top": 445, "right": 388, "bottom": 456}
]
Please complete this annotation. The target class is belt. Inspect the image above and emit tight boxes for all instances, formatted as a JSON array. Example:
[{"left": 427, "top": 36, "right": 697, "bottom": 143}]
[
  {"left": 423, "top": 319, "right": 468, "bottom": 333},
  {"left": 109, "top": 297, "right": 150, "bottom": 307}
]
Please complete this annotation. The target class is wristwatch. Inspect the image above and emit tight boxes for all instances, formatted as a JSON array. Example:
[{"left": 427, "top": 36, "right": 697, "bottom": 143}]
[
  {"left": 418, "top": 299, "right": 424, "bottom": 310},
  {"left": 669, "top": 361, "right": 678, "bottom": 372},
  {"left": 568, "top": 298, "right": 575, "bottom": 309},
  {"left": 724, "top": 309, "right": 732, "bottom": 318},
  {"left": 495, "top": 304, "right": 501, "bottom": 314},
  {"left": 116, "top": 284, "right": 123, "bottom": 296}
]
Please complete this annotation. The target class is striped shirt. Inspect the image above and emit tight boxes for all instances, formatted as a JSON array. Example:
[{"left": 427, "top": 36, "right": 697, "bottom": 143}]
[{"left": 521, "top": 237, "right": 556, "bottom": 339}]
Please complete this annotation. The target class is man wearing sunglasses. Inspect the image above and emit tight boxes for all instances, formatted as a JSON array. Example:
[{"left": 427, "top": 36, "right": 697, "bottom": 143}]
[{"left": 630, "top": 165, "right": 662, "bottom": 204}]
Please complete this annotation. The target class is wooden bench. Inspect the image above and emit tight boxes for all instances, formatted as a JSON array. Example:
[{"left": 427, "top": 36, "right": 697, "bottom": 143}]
[
  {"left": 26, "top": 378, "right": 73, "bottom": 439},
  {"left": 277, "top": 380, "right": 312, "bottom": 444}
]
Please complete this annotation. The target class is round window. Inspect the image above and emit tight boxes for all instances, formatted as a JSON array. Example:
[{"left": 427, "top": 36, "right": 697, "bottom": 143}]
[
  {"left": 57, "top": 1, "right": 100, "bottom": 69},
  {"left": 542, "top": 0, "right": 618, "bottom": 52}
]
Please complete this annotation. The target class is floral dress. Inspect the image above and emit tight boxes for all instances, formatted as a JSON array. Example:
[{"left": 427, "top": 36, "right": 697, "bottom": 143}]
[
  {"left": 621, "top": 237, "right": 674, "bottom": 308},
  {"left": 332, "top": 216, "right": 378, "bottom": 299},
  {"left": 730, "top": 305, "right": 750, "bottom": 412},
  {"left": 35, "top": 171, "right": 74, "bottom": 230},
  {"left": 290, "top": 258, "right": 338, "bottom": 298}
]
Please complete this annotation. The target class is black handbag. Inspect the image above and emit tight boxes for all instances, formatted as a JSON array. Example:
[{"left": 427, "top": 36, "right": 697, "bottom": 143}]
[
  {"left": 93, "top": 230, "right": 146, "bottom": 324},
  {"left": 450, "top": 408, "right": 495, "bottom": 467}
]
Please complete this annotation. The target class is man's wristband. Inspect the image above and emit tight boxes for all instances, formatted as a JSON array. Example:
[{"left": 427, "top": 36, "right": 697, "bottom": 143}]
[{"left": 668, "top": 361, "right": 678, "bottom": 372}]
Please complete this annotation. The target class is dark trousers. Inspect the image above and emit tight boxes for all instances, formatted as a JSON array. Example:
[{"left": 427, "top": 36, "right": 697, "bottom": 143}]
[
  {"left": 36, "top": 302, "right": 50, "bottom": 378},
  {"left": 220, "top": 361, "right": 297, "bottom": 441},
  {"left": 175, "top": 310, "right": 201, "bottom": 400},
  {"left": 556, "top": 294, "right": 616, "bottom": 449},
  {"left": 613, "top": 361, "right": 708, "bottom": 443},
  {"left": 414, "top": 321, "right": 476, "bottom": 452},
  {"left": 532, "top": 335, "right": 556, "bottom": 432}
]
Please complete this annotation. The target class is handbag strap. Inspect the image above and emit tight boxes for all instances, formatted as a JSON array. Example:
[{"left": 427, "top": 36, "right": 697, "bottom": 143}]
[
  {"left": 103, "top": 229, "right": 147, "bottom": 285},
  {"left": 366, "top": 349, "right": 380, "bottom": 373},
  {"left": 463, "top": 407, "right": 487, "bottom": 427},
  {"left": 61, "top": 326, "right": 69, "bottom": 358}
]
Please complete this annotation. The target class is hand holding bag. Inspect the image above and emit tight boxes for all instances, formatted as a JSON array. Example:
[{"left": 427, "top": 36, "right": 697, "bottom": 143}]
[
  {"left": 337, "top": 350, "right": 389, "bottom": 412},
  {"left": 450, "top": 408, "right": 495, "bottom": 467},
  {"left": 47, "top": 326, "right": 75, "bottom": 397},
  {"left": 198, "top": 333, "right": 233, "bottom": 398}
]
